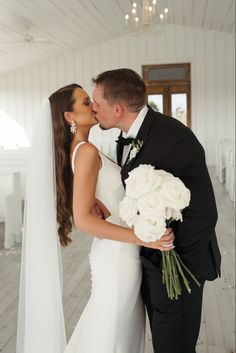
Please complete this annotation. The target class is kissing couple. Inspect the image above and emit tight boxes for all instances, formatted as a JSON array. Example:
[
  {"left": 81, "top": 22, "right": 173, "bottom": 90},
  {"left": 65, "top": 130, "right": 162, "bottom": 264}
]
[{"left": 16, "top": 68, "right": 221, "bottom": 353}]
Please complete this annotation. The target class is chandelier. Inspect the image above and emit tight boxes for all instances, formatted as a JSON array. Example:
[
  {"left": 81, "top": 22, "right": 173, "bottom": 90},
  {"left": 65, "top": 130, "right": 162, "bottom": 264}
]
[{"left": 125, "top": 0, "right": 168, "bottom": 29}]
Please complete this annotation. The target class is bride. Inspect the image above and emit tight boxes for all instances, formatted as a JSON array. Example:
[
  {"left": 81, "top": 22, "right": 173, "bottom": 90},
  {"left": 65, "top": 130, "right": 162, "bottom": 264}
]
[{"left": 16, "top": 83, "right": 174, "bottom": 353}]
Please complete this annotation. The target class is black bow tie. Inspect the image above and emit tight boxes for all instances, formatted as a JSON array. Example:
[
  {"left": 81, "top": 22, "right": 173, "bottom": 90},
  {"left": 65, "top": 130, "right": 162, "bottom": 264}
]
[
  {"left": 115, "top": 135, "right": 134, "bottom": 146},
  {"left": 116, "top": 133, "right": 136, "bottom": 167}
]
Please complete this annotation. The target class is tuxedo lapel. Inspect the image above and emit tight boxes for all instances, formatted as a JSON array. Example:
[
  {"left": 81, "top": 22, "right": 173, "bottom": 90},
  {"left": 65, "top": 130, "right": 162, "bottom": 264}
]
[
  {"left": 122, "top": 108, "right": 156, "bottom": 171},
  {"left": 135, "top": 107, "right": 156, "bottom": 141},
  {"left": 116, "top": 131, "right": 123, "bottom": 166}
]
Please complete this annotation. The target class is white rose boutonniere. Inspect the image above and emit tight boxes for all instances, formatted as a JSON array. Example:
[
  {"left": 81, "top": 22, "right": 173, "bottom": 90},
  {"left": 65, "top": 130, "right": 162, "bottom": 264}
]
[{"left": 127, "top": 139, "right": 143, "bottom": 164}]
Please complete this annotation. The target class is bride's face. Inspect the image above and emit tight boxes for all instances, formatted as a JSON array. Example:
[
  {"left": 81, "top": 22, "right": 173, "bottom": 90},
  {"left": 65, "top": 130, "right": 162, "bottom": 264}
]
[
  {"left": 69, "top": 88, "right": 98, "bottom": 127},
  {"left": 92, "top": 86, "right": 117, "bottom": 130}
]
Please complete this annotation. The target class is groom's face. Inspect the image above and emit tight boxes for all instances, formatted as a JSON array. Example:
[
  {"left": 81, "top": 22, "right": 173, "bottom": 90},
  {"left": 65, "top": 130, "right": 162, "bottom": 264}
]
[{"left": 92, "top": 86, "right": 116, "bottom": 130}]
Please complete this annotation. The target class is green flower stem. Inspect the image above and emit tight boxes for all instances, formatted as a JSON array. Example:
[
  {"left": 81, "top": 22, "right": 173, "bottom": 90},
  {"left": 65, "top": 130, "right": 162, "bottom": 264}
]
[
  {"left": 172, "top": 250, "right": 191, "bottom": 293},
  {"left": 168, "top": 253, "right": 176, "bottom": 299},
  {"left": 162, "top": 250, "right": 167, "bottom": 283},
  {"left": 163, "top": 252, "right": 171, "bottom": 298},
  {"left": 162, "top": 252, "right": 168, "bottom": 295},
  {"left": 166, "top": 252, "right": 173, "bottom": 299},
  {"left": 163, "top": 251, "right": 177, "bottom": 299},
  {"left": 161, "top": 249, "right": 201, "bottom": 300},
  {"left": 170, "top": 251, "right": 180, "bottom": 299},
  {"left": 173, "top": 251, "right": 201, "bottom": 287},
  {"left": 174, "top": 259, "right": 182, "bottom": 296},
  {"left": 168, "top": 252, "right": 176, "bottom": 299},
  {"left": 162, "top": 218, "right": 201, "bottom": 299}
]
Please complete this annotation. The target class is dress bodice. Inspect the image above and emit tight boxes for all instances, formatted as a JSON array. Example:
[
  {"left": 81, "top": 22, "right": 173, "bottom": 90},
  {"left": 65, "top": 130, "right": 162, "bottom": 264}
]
[
  {"left": 71, "top": 142, "right": 125, "bottom": 226},
  {"left": 71, "top": 142, "right": 140, "bottom": 258}
]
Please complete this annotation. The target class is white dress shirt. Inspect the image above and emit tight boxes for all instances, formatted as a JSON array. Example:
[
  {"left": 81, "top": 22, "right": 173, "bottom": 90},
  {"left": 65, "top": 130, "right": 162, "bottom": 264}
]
[{"left": 122, "top": 106, "right": 148, "bottom": 165}]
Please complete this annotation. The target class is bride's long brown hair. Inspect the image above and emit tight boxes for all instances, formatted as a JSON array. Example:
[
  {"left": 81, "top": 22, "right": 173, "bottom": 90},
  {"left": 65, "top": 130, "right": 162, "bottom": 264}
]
[{"left": 49, "top": 84, "right": 82, "bottom": 247}]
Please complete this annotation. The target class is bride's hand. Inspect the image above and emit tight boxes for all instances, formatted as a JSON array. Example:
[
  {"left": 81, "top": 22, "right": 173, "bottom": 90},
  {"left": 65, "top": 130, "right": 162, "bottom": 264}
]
[{"left": 137, "top": 228, "right": 175, "bottom": 251}]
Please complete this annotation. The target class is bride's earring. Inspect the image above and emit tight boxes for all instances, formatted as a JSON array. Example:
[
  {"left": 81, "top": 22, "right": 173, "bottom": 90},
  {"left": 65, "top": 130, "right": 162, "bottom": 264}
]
[{"left": 70, "top": 121, "right": 77, "bottom": 134}]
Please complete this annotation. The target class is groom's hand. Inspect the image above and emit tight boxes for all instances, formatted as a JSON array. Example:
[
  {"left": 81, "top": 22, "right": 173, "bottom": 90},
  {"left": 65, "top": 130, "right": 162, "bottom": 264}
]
[{"left": 92, "top": 201, "right": 105, "bottom": 219}]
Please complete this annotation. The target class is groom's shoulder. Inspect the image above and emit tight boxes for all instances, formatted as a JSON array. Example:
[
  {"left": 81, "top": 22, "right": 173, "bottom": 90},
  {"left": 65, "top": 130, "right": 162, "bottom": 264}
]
[
  {"left": 148, "top": 109, "right": 201, "bottom": 148},
  {"left": 149, "top": 109, "right": 192, "bottom": 136}
]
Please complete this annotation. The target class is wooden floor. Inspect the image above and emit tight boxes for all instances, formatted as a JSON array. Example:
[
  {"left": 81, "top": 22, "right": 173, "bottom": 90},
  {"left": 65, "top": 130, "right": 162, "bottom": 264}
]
[{"left": 0, "top": 170, "right": 235, "bottom": 353}]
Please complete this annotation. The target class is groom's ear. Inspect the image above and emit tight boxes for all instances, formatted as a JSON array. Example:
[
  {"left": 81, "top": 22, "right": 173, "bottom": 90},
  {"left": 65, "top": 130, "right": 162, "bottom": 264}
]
[{"left": 114, "top": 104, "right": 124, "bottom": 118}]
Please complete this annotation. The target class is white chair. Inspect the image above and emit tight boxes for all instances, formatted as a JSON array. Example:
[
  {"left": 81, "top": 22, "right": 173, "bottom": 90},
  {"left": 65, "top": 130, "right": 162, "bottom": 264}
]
[
  {"left": 215, "top": 141, "right": 221, "bottom": 180},
  {"left": 215, "top": 140, "right": 234, "bottom": 184},
  {"left": 12, "top": 171, "right": 23, "bottom": 243},
  {"left": 225, "top": 148, "right": 235, "bottom": 202},
  {"left": 3, "top": 171, "right": 23, "bottom": 249},
  {"left": 0, "top": 148, "right": 28, "bottom": 248},
  {"left": 4, "top": 194, "right": 15, "bottom": 249}
]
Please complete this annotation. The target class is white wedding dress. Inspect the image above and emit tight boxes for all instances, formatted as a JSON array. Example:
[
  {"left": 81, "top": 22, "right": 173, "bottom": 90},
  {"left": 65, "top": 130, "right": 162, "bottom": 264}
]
[{"left": 64, "top": 142, "right": 145, "bottom": 353}]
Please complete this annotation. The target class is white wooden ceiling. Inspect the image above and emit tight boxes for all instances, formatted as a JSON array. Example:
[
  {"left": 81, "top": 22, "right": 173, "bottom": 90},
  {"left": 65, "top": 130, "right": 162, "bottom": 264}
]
[{"left": 0, "top": 0, "right": 235, "bottom": 75}]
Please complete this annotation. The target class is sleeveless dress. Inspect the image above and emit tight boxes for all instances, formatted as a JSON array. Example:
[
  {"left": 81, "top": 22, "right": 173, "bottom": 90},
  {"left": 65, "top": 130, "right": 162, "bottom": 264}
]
[{"left": 64, "top": 142, "right": 145, "bottom": 353}]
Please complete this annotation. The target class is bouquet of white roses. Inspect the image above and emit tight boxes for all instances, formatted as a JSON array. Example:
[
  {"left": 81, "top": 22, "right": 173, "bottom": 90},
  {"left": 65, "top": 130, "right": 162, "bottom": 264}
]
[{"left": 119, "top": 164, "right": 200, "bottom": 300}]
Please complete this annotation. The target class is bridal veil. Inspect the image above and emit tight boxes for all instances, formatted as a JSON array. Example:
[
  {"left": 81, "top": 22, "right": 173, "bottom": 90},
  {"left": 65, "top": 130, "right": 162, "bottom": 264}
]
[{"left": 16, "top": 100, "right": 66, "bottom": 353}]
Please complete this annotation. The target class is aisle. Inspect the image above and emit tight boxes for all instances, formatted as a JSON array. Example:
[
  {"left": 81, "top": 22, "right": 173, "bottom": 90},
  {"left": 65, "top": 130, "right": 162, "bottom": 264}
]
[{"left": 0, "top": 170, "right": 234, "bottom": 353}]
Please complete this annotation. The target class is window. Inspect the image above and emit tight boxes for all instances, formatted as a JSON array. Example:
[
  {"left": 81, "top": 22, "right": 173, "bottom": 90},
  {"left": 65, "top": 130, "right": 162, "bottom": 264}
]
[{"left": 143, "top": 63, "right": 191, "bottom": 127}]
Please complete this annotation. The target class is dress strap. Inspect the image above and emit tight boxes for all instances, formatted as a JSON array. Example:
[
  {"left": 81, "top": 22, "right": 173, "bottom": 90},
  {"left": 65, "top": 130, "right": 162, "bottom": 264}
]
[{"left": 71, "top": 141, "right": 87, "bottom": 173}]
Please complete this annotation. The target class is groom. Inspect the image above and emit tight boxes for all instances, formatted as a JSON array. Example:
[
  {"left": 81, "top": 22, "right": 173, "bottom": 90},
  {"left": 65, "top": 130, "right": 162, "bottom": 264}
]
[{"left": 92, "top": 68, "right": 221, "bottom": 353}]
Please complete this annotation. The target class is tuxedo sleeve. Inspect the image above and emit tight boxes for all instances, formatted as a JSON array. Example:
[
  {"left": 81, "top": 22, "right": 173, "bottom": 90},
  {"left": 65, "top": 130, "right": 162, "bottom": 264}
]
[{"left": 167, "top": 126, "right": 218, "bottom": 272}]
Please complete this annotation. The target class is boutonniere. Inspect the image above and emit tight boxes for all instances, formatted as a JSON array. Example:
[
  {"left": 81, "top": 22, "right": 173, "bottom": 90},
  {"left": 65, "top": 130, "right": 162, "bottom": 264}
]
[{"left": 127, "top": 139, "right": 144, "bottom": 164}]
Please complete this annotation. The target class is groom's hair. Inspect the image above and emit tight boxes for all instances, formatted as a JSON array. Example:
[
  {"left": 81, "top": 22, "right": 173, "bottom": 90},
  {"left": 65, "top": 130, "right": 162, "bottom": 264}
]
[{"left": 92, "top": 68, "right": 146, "bottom": 112}]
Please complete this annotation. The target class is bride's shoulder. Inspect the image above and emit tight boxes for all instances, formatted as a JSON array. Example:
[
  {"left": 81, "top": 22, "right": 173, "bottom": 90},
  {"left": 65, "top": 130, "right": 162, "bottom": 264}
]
[
  {"left": 73, "top": 142, "right": 100, "bottom": 166},
  {"left": 77, "top": 141, "right": 98, "bottom": 154}
]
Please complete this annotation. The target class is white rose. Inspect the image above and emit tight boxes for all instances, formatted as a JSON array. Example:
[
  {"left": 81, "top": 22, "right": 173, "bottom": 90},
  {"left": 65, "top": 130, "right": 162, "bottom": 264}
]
[
  {"left": 166, "top": 207, "right": 183, "bottom": 222},
  {"left": 134, "top": 215, "right": 167, "bottom": 242},
  {"left": 155, "top": 169, "right": 173, "bottom": 180},
  {"left": 161, "top": 177, "right": 191, "bottom": 210},
  {"left": 119, "top": 196, "right": 138, "bottom": 227},
  {"left": 129, "top": 147, "right": 138, "bottom": 160},
  {"left": 137, "top": 191, "right": 165, "bottom": 218},
  {"left": 125, "top": 164, "right": 162, "bottom": 198}
]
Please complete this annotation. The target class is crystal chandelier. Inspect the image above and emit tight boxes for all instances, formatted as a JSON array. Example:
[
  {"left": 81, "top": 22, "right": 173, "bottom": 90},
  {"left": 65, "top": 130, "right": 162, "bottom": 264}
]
[{"left": 125, "top": 0, "right": 168, "bottom": 28}]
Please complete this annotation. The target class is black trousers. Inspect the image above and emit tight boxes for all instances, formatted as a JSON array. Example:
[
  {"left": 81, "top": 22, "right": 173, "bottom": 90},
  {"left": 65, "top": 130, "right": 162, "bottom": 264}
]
[{"left": 141, "top": 257, "right": 205, "bottom": 353}]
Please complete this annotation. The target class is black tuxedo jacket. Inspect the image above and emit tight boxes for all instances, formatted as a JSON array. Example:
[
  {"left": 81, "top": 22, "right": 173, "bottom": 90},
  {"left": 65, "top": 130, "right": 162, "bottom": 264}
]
[{"left": 118, "top": 107, "right": 221, "bottom": 280}]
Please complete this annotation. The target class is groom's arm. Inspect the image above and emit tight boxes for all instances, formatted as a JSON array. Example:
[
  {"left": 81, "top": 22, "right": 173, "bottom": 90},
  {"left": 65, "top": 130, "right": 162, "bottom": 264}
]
[{"left": 167, "top": 126, "right": 218, "bottom": 272}]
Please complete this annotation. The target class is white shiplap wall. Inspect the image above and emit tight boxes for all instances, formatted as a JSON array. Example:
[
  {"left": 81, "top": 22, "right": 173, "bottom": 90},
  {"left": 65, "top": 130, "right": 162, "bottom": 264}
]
[{"left": 0, "top": 24, "right": 235, "bottom": 166}]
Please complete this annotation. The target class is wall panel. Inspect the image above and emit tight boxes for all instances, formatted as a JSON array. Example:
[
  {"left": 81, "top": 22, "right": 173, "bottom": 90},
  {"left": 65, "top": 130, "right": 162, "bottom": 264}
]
[{"left": 0, "top": 24, "right": 234, "bottom": 166}]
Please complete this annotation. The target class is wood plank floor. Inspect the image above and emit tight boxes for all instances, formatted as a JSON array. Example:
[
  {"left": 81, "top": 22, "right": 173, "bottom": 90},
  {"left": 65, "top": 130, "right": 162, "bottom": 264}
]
[{"left": 0, "top": 170, "right": 235, "bottom": 353}]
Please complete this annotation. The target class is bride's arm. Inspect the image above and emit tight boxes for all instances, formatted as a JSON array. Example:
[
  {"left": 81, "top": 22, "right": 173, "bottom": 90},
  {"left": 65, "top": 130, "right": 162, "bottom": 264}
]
[{"left": 72, "top": 143, "right": 174, "bottom": 250}]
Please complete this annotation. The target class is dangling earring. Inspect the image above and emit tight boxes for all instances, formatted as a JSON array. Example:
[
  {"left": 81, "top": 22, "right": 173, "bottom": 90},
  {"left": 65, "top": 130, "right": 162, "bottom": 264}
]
[{"left": 70, "top": 121, "right": 77, "bottom": 134}]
